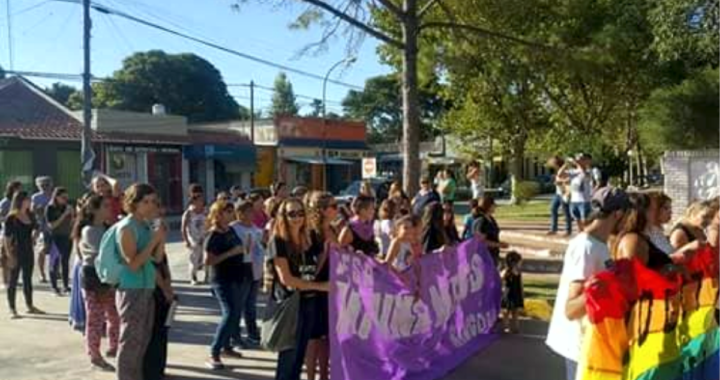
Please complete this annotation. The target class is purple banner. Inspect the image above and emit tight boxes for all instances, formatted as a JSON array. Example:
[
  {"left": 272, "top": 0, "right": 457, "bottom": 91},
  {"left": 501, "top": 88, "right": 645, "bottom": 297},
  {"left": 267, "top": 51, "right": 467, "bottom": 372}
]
[{"left": 330, "top": 238, "right": 502, "bottom": 380}]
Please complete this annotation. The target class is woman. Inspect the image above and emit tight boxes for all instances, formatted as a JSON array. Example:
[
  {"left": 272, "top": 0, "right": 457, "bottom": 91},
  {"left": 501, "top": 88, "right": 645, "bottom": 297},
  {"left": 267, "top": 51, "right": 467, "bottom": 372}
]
[
  {"left": 374, "top": 200, "right": 397, "bottom": 258},
  {"left": 466, "top": 162, "right": 485, "bottom": 200},
  {"left": 91, "top": 175, "right": 122, "bottom": 224},
  {"left": 115, "top": 184, "right": 165, "bottom": 380},
  {"left": 181, "top": 193, "right": 207, "bottom": 285},
  {"left": 645, "top": 192, "right": 676, "bottom": 255},
  {"left": 613, "top": 193, "right": 698, "bottom": 272},
  {"left": 249, "top": 193, "right": 270, "bottom": 229},
  {"left": 75, "top": 194, "right": 119, "bottom": 371},
  {"left": 304, "top": 192, "right": 338, "bottom": 380},
  {"left": 438, "top": 170, "right": 457, "bottom": 204},
  {"left": 388, "top": 181, "right": 411, "bottom": 215},
  {"left": 269, "top": 198, "right": 329, "bottom": 380},
  {"left": 546, "top": 156, "right": 572, "bottom": 236},
  {"left": 1, "top": 181, "right": 23, "bottom": 287},
  {"left": 46, "top": 187, "right": 74, "bottom": 295},
  {"left": 204, "top": 200, "right": 246, "bottom": 370},
  {"left": 339, "top": 196, "right": 380, "bottom": 257},
  {"left": 233, "top": 200, "right": 265, "bottom": 346},
  {"left": 3, "top": 191, "right": 43, "bottom": 318},
  {"left": 471, "top": 196, "right": 509, "bottom": 266},
  {"left": 442, "top": 200, "right": 460, "bottom": 245},
  {"left": 670, "top": 200, "right": 713, "bottom": 249},
  {"left": 422, "top": 202, "right": 449, "bottom": 253}
]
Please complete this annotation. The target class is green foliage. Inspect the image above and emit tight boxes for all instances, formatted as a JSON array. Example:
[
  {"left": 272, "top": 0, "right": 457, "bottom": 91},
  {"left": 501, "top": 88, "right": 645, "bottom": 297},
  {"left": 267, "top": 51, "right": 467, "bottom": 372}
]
[
  {"left": 270, "top": 72, "right": 299, "bottom": 117},
  {"left": 639, "top": 66, "right": 720, "bottom": 151},
  {"left": 512, "top": 179, "right": 541, "bottom": 204},
  {"left": 45, "top": 83, "right": 78, "bottom": 108},
  {"left": 342, "top": 74, "right": 447, "bottom": 143},
  {"left": 307, "top": 99, "right": 323, "bottom": 117},
  {"left": 90, "top": 50, "right": 240, "bottom": 122}
]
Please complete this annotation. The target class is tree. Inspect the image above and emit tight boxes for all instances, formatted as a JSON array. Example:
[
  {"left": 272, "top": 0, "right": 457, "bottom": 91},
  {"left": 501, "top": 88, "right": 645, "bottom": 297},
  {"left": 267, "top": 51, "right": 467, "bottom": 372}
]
[
  {"left": 45, "top": 83, "right": 78, "bottom": 107},
  {"left": 88, "top": 50, "right": 240, "bottom": 123},
  {"left": 308, "top": 98, "right": 323, "bottom": 117},
  {"left": 639, "top": 66, "right": 720, "bottom": 151},
  {"left": 270, "top": 72, "right": 299, "bottom": 117},
  {"left": 342, "top": 74, "right": 446, "bottom": 144}
]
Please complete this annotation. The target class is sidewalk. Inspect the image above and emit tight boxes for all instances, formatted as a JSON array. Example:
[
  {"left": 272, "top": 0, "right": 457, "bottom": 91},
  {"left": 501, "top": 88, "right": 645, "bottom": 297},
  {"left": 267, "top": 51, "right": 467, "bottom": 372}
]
[{"left": 0, "top": 240, "right": 564, "bottom": 380}]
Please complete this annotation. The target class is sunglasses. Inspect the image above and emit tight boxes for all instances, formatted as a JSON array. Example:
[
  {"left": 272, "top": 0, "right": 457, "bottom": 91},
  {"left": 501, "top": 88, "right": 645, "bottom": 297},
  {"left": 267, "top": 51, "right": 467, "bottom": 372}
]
[{"left": 286, "top": 210, "right": 306, "bottom": 219}]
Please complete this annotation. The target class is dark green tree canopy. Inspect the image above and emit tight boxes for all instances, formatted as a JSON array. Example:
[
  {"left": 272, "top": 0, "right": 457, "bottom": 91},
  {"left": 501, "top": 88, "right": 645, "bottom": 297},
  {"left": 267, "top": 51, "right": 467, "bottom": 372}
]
[
  {"left": 90, "top": 50, "right": 240, "bottom": 123},
  {"left": 270, "top": 72, "right": 299, "bottom": 117},
  {"left": 342, "top": 74, "right": 448, "bottom": 144},
  {"left": 640, "top": 66, "right": 719, "bottom": 151},
  {"left": 45, "top": 82, "right": 77, "bottom": 107}
]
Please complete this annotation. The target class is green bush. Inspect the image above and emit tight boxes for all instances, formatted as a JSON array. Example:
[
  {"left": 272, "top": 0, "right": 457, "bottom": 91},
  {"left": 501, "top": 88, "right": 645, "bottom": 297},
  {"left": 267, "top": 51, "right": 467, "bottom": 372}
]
[{"left": 512, "top": 179, "right": 541, "bottom": 204}]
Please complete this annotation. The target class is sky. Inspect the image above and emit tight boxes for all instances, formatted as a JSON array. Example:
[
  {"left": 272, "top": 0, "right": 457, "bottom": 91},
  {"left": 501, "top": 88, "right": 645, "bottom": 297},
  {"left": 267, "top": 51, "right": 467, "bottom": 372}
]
[{"left": 2, "top": 0, "right": 391, "bottom": 114}]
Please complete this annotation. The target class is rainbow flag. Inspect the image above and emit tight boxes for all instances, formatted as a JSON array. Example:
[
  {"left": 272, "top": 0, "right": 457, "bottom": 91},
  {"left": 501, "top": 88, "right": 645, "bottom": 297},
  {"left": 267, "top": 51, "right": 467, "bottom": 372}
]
[{"left": 578, "top": 247, "right": 719, "bottom": 380}]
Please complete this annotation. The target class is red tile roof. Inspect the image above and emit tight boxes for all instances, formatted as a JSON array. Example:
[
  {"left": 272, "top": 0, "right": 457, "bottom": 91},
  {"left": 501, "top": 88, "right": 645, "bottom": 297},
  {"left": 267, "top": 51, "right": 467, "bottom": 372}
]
[{"left": 0, "top": 77, "right": 187, "bottom": 145}]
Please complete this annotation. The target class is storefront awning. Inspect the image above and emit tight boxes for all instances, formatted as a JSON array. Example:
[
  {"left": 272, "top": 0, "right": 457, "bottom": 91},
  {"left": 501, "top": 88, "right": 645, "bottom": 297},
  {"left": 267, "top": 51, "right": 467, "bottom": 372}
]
[
  {"left": 183, "top": 144, "right": 256, "bottom": 164},
  {"left": 285, "top": 156, "right": 354, "bottom": 165}
]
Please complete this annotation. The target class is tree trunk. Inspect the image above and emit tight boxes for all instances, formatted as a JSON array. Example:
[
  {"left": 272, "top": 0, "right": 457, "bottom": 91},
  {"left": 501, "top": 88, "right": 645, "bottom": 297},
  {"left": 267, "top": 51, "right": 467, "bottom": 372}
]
[
  {"left": 509, "top": 136, "right": 526, "bottom": 205},
  {"left": 402, "top": 0, "right": 420, "bottom": 196}
]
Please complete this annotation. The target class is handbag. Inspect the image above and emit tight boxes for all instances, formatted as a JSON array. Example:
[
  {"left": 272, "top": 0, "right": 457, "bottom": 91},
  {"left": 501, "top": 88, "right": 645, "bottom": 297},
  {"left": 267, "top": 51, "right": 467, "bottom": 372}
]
[{"left": 261, "top": 291, "right": 300, "bottom": 352}]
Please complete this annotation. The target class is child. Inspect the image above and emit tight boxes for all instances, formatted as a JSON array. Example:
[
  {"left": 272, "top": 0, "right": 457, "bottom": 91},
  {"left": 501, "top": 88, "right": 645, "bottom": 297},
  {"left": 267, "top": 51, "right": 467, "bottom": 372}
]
[
  {"left": 232, "top": 200, "right": 265, "bottom": 345},
  {"left": 181, "top": 194, "right": 207, "bottom": 285},
  {"left": 501, "top": 251, "right": 524, "bottom": 333},
  {"left": 462, "top": 199, "right": 479, "bottom": 240},
  {"left": 382, "top": 214, "right": 422, "bottom": 272},
  {"left": 374, "top": 200, "right": 397, "bottom": 259}
]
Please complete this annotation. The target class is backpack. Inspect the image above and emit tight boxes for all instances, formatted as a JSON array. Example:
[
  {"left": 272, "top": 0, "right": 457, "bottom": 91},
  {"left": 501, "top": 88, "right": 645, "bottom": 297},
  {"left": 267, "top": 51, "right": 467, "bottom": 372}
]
[{"left": 94, "top": 223, "right": 125, "bottom": 286}]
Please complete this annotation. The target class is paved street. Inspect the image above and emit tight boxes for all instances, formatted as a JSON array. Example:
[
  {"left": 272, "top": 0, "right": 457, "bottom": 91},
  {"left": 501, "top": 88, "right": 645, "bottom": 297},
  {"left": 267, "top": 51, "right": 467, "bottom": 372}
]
[{"left": 0, "top": 238, "right": 563, "bottom": 380}]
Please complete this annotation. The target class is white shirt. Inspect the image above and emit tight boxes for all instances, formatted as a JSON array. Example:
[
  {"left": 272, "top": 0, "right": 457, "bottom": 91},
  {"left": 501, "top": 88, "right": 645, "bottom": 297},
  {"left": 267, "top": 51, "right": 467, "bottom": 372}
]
[
  {"left": 546, "top": 233, "right": 612, "bottom": 362},
  {"left": 568, "top": 169, "right": 592, "bottom": 203},
  {"left": 375, "top": 219, "right": 393, "bottom": 257}
]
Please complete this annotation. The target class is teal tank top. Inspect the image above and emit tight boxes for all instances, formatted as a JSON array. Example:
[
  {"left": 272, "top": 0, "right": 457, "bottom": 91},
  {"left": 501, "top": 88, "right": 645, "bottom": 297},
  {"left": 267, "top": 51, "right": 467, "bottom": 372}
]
[{"left": 116, "top": 216, "right": 156, "bottom": 289}]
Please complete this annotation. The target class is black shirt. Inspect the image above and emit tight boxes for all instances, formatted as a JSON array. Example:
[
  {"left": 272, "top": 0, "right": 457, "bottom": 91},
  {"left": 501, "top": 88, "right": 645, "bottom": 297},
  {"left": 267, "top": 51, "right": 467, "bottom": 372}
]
[
  {"left": 46, "top": 204, "right": 72, "bottom": 237},
  {"left": 204, "top": 228, "right": 244, "bottom": 285},
  {"left": 473, "top": 213, "right": 500, "bottom": 260},
  {"left": 412, "top": 190, "right": 440, "bottom": 216},
  {"left": 3, "top": 215, "right": 36, "bottom": 261},
  {"left": 268, "top": 235, "right": 322, "bottom": 301}
]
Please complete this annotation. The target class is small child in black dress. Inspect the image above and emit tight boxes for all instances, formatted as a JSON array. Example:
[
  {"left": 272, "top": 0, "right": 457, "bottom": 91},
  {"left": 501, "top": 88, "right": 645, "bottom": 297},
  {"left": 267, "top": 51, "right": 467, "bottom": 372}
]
[{"left": 501, "top": 251, "right": 524, "bottom": 333}]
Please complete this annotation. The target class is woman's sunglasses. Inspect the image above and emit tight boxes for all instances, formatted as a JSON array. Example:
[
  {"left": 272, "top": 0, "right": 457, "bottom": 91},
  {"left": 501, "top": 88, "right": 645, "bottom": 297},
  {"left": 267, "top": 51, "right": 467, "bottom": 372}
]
[{"left": 286, "top": 210, "right": 306, "bottom": 219}]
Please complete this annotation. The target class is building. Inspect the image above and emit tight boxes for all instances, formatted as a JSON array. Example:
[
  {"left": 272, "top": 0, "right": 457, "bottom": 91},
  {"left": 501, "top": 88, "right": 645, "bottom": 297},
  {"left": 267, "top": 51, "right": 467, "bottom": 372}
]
[{"left": 205, "top": 116, "right": 370, "bottom": 194}]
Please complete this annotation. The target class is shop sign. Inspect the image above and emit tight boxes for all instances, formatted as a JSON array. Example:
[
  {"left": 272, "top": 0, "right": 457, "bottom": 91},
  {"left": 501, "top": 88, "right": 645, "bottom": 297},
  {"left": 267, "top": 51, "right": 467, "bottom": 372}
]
[{"left": 108, "top": 145, "right": 181, "bottom": 154}]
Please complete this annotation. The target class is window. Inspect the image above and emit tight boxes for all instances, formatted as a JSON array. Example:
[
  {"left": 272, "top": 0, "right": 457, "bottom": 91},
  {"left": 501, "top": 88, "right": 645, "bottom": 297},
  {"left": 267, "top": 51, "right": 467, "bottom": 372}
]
[{"left": 0, "top": 150, "right": 33, "bottom": 192}]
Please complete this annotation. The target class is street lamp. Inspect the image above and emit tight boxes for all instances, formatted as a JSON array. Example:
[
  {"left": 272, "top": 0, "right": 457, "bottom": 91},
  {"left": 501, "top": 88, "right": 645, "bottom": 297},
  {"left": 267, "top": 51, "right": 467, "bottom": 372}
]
[{"left": 322, "top": 56, "right": 357, "bottom": 192}]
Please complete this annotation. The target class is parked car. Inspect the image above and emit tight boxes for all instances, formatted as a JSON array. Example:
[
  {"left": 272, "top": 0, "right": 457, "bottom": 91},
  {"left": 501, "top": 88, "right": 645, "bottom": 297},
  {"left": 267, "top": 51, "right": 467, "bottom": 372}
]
[{"left": 336, "top": 178, "right": 392, "bottom": 206}]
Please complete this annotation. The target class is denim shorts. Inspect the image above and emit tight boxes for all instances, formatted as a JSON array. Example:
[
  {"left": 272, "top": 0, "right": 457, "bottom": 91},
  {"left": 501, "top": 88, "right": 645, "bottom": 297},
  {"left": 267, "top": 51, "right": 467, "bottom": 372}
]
[{"left": 570, "top": 202, "right": 591, "bottom": 221}]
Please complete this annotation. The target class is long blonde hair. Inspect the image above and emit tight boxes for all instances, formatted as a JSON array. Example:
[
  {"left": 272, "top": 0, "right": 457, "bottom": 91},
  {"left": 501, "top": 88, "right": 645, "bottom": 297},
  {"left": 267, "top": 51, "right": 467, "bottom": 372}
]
[{"left": 206, "top": 200, "right": 234, "bottom": 230}]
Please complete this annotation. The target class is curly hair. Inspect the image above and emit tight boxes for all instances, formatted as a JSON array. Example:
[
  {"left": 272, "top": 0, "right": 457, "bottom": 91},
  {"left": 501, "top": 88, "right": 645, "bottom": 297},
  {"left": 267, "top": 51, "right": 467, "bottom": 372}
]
[{"left": 122, "top": 183, "right": 156, "bottom": 214}]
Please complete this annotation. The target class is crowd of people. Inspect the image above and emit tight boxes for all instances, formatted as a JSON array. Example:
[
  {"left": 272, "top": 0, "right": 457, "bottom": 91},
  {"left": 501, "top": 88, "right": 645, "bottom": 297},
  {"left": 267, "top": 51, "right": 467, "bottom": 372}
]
[{"left": 0, "top": 169, "right": 522, "bottom": 380}]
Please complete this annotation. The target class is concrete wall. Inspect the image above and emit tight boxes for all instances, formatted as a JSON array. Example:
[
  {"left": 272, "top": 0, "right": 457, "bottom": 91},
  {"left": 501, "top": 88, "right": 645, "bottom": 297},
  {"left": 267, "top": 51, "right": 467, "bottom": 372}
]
[{"left": 662, "top": 150, "right": 719, "bottom": 221}]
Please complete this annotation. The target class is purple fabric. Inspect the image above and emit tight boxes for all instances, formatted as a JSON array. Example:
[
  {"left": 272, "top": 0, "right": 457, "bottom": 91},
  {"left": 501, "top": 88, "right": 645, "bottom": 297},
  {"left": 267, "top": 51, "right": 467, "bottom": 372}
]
[
  {"left": 349, "top": 218, "right": 374, "bottom": 241},
  {"left": 330, "top": 238, "right": 502, "bottom": 380}
]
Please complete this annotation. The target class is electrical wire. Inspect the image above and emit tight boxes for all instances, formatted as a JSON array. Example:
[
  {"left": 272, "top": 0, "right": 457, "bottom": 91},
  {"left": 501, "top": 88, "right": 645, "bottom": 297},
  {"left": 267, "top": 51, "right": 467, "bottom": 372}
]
[{"left": 50, "top": 0, "right": 364, "bottom": 90}]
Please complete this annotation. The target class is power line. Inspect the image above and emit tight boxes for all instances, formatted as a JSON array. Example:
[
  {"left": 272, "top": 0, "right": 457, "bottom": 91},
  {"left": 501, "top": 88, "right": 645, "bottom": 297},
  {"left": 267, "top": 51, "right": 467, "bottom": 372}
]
[
  {"left": 228, "top": 82, "right": 346, "bottom": 105},
  {"left": 50, "top": 0, "right": 364, "bottom": 90}
]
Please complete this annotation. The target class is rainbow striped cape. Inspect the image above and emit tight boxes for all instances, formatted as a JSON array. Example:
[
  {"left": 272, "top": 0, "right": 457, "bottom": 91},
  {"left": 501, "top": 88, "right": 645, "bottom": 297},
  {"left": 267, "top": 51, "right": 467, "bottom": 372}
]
[{"left": 578, "top": 246, "right": 719, "bottom": 380}]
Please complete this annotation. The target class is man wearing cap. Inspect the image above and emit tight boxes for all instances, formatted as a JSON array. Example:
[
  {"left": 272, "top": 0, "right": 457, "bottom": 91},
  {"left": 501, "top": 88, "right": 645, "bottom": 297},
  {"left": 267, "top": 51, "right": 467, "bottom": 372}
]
[
  {"left": 31, "top": 176, "right": 53, "bottom": 283},
  {"left": 546, "top": 187, "right": 630, "bottom": 380}
]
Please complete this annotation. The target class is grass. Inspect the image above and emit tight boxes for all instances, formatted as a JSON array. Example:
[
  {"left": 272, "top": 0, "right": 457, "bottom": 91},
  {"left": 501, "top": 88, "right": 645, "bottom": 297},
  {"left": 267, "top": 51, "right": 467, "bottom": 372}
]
[{"left": 494, "top": 199, "right": 551, "bottom": 222}]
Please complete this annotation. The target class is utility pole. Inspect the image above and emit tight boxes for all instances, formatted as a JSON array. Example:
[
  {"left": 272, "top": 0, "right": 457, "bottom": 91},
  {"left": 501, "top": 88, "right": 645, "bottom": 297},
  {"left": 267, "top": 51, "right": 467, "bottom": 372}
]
[
  {"left": 81, "top": 0, "right": 94, "bottom": 186},
  {"left": 250, "top": 80, "right": 255, "bottom": 143},
  {"left": 6, "top": 0, "right": 13, "bottom": 70}
]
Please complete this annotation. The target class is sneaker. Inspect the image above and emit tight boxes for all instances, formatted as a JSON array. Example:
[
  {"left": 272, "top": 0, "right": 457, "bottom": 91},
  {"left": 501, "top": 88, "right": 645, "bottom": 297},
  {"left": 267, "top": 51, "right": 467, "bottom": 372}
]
[
  {"left": 26, "top": 306, "right": 45, "bottom": 315},
  {"left": 91, "top": 357, "right": 115, "bottom": 372},
  {"left": 9, "top": 309, "right": 20, "bottom": 319},
  {"left": 205, "top": 356, "right": 224, "bottom": 370},
  {"left": 222, "top": 348, "right": 243, "bottom": 359},
  {"left": 63, "top": 287, "right": 71, "bottom": 294},
  {"left": 105, "top": 349, "right": 117, "bottom": 358},
  {"left": 53, "top": 289, "right": 63, "bottom": 297}
]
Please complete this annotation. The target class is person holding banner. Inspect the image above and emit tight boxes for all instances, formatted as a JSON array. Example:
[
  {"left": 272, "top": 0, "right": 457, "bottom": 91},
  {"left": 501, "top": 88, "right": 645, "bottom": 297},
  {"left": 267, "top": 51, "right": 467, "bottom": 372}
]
[
  {"left": 339, "top": 196, "right": 380, "bottom": 257},
  {"left": 267, "top": 198, "right": 329, "bottom": 380},
  {"left": 422, "top": 202, "right": 449, "bottom": 253},
  {"left": 471, "top": 196, "right": 509, "bottom": 266},
  {"left": 305, "top": 191, "right": 338, "bottom": 380},
  {"left": 546, "top": 187, "right": 630, "bottom": 380},
  {"left": 381, "top": 214, "right": 422, "bottom": 272}
]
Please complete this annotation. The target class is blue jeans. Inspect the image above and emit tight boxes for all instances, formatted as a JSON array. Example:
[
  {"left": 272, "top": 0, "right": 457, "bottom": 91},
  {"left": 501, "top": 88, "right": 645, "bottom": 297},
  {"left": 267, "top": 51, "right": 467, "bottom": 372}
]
[
  {"left": 570, "top": 202, "right": 592, "bottom": 222},
  {"left": 550, "top": 194, "right": 572, "bottom": 234},
  {"left": 210, "top": 282, "right": 242, "bottom": 357},
  {"left": 244, "top": 279, "right": 260, "bottom": 339},
  {"left": 565, "top": 359, "right": 577, "bottom": 380},
  {"left": 230, "top": 264, "right": 253, "bottom": 345},
  {"left": 275, "top": 296, "right": 316, "bottom": 380}
]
